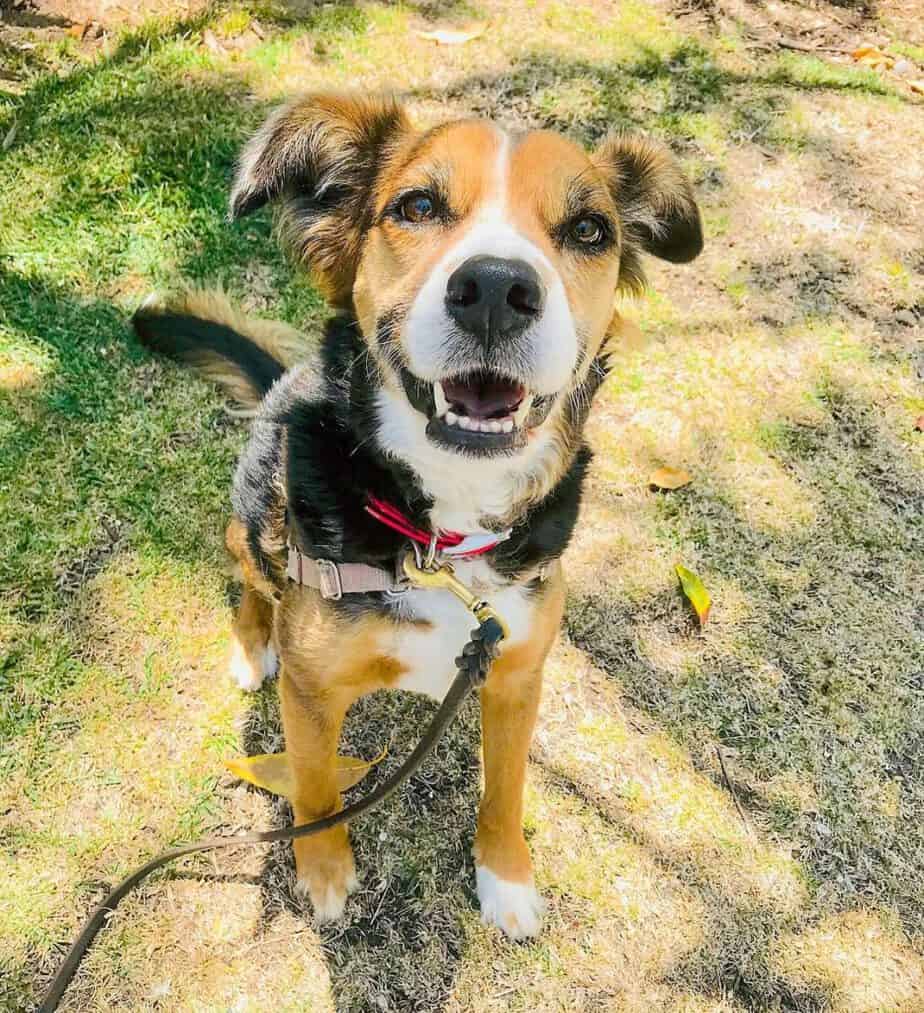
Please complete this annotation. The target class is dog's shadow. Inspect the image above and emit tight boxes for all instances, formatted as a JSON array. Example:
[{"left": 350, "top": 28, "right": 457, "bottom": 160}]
[{"left": 240, "top": 672, "right": 483, "bottom": 1012}]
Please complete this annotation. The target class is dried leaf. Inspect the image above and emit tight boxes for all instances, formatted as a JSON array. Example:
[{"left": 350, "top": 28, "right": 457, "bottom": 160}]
[
  {"left": 66, "top": 22, "right": 88, "bottom": 40},
  {"left": 914, "top": 415, "right": 924, "bottom": 432},
  {"left": 415, "top": 23, "right": 486, "bottom": 45},
  {"left": 676, "top": 564, "right": 711, "bottom": 625},
  {"left": 850, "top": 45, "right": 893, "bottom": 69},
  {"left": 909, "top": 80, "right": 924, "bottom": 96},
  {"left": 649, "top": 466, "right": 692, "bottom": 490},
  {"left": 225, "top": 748, "right": 387, "bottom": 797},
  {"left": 2, "top": 121, "right": 16, "bottom": 151}
]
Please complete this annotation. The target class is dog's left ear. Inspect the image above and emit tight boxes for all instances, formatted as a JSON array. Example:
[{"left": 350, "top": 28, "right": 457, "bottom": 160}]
[
  {"left": 229, "top": 92, "right": 412, "bottom": 304},
  {"left": 592, "top": 134, "right": 703, "bottom": 291}
]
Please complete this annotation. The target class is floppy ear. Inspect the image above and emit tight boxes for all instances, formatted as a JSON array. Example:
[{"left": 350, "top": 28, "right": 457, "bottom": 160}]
[
  {"left": 592, "top": 134, "right": 703, "bottom": 292},
  {"left": 230, "top": 92, "right": 412, "bottom": 305}
]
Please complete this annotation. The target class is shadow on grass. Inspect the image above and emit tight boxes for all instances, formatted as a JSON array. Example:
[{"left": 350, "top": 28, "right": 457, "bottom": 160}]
[
  {"left": 413, "top": 38, "right": 904, "bottom": 146},
  {"left": 564, "top": 372, "right": 923, "bottom": 1003}
]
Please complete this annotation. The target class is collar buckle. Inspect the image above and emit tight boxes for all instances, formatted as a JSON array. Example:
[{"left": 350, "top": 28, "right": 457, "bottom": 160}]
[{"left": 316, "top": 559, "right": 343, "bottom": 600}]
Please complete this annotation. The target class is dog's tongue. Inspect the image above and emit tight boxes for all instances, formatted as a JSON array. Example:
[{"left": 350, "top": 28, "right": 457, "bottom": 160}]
[{"left": 442, "top": 375, "right": 525, "bottom": 419}]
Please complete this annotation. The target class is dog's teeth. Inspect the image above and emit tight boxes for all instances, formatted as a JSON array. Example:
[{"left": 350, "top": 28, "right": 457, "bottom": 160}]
[
  {"left": 434, "top": 384, "right": 449, "bottom": 417},
  {"left": 445, "top": 411, "right": 458, "bottom": 426},
  {"left": 458, "top": 416, "right": 473, "bottom": 430},
  {"left": 501, "top": 420, "right": 514, "bottom": 433},
  {"left": 488, "top": 420, "right": 502, "bottom": 433},
  {"left": 513, "top": 395, "right": 534, "bottom": 428}
]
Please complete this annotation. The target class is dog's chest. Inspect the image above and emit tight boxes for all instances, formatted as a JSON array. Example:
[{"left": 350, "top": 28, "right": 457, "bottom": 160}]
[{"left": 385, "top": 570, "right": 534, "bottom": 700}]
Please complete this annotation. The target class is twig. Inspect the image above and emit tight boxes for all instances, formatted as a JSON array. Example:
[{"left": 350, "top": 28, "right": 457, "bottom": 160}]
[
  {"left": 777, "top": 37, "right": 849, "bottom": 54},
  {"left": 715, "top": 745, "right": 752, "bottom": 835}
]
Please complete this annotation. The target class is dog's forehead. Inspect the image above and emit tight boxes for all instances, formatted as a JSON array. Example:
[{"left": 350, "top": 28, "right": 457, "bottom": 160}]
[
  {"left": 384, "top": 120, "right": 603, "bottom": 210},
  {"left": 508, "top": 130, "right": 612, "bottom": 215}
]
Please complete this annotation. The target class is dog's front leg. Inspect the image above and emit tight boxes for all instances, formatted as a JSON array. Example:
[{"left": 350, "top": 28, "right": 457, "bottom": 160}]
[
  {"left": 474, "top": 572, "right": 564, "bottom": 939},
  {"left": 475, "top": 657, "right": 546, "bottom": 939},
  {"left": 279, "top": 667, "right": 358, "bottom": 921}
]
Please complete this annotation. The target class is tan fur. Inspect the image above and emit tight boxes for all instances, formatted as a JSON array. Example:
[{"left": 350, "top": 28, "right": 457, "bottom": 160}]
[
  {"left": 592, "top": 132, "right": 702, "bottom": 290},
  {"left": 225, "top": 516, "right": 565, "bottom": 911},
  {"left": 475, "top": 564, "right": 565, "bottom": 883},
  {"left": 231, "top": 93, "right": 412, "bottom": 306}
]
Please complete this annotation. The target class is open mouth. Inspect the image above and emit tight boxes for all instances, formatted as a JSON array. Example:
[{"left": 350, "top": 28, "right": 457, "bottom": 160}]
[{"left": 426, "top": 371, "right": 538, "bottom": 454}]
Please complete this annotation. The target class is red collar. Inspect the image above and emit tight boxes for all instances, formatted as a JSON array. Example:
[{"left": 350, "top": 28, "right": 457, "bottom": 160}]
[{"left": 364, "top": 495, "right": 509, "bottom": 559}]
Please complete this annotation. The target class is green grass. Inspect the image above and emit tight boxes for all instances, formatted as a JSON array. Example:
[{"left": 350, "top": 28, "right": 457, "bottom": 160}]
[{"left": 2, "top": 1, "right": 924, "bottom": 1010}]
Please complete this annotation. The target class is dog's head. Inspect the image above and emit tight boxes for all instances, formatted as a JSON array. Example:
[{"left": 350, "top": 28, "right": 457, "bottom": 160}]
[{"left": 231, "top": 93, "right": 701, "bottom": 465}]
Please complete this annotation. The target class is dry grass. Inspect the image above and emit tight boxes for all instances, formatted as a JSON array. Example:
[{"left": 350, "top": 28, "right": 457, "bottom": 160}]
[{"left": 1, "top": 0, "right": 923, "bottom": 1010}]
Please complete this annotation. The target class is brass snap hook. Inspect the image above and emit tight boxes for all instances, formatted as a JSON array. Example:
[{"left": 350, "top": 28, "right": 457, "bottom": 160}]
[{"left": 401, "top": 550, "right": 509, "bottom": 640}]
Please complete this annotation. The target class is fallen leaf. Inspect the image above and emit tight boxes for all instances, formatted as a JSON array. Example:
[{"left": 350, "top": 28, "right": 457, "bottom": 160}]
[
  {"left": 225, "top": 748, "right": 387, "bottom": 797},
  {"left": 850, "top": 45, "right": 893, "bottom": 69},
  {"left": 66, "top": 22, "right": 88, "bottom": 40},
  {"left": 914, "top": 415, "right": 924, "bottom": 432},
  {"left": 676, "top": 564, "right": 711, "bottom": 625},
  {"left": 415, "top": 23, "right": 486, "bottom": 45},
  {"left": 649, "top": 466, "right": 693, "bottom": 490},
  {"left": 909, "top": 80, "right": 924, "bottom": 96},
  {"left": 2, "top": 121, "right": 16, "bottom": 151}
]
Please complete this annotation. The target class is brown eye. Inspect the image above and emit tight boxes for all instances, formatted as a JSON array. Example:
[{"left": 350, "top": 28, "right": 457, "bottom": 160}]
[
  {"left": 400, "top": 192, "right": 435, "bottom": 223},
  {"left": 570, "top": 217, "right": 604, "bottom": 245}
]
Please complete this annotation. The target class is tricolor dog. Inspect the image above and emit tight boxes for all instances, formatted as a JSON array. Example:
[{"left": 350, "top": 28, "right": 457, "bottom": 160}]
[{"left": 134, "top": 92, "right": 702, "bottom": 939}]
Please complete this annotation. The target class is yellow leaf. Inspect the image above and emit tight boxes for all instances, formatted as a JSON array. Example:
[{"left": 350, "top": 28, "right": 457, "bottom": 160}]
[
  {"left": 909, "top": 80, "right": 924, "bottom": 96},
  {"left": 649, "top": 466, "right": 693, "bottom": 490},
  {"left": 415, "top": 24, "right": 486, "bottom": 45},
  {"left": 336, "top": 748, "right": 388, "bottom": 790},
  {"left": 225, "top": 748, "right": 387, "bottom": 797},
  {"left": 850, "top": 45, "right": 893, "bottom": 69},
  {"left": 676, "top": 564, "right": 711, "bottom": 625}
]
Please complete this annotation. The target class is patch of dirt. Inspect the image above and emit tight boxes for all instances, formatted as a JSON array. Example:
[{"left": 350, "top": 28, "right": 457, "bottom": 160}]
[
  {"left": 0, "top": 0, "right": 208, "bottom": 64},
  {"left": 671, "top": 0, "right": 873, "bottom": 49}
]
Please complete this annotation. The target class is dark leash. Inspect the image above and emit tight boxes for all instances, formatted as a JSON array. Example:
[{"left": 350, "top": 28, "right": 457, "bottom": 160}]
[{"left": 37, "top": 615, "right": 506, "bottom": 1013}]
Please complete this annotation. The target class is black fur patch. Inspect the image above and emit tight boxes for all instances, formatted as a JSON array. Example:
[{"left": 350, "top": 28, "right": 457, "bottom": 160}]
[{"left": 231, "top": 316, "right": 599, "bottom": 619}]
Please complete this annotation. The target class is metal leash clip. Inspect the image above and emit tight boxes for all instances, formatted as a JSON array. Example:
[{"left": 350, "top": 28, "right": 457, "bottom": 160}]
[{"left": 402, "top": 547, "right": 510, "bottom": 641}]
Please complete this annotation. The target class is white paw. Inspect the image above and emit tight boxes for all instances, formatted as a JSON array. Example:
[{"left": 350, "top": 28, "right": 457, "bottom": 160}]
[
  {"left": 261, "top": 644, "right": 279, "bottom": 679},
  {"left": 476, "top": 865, "right": 545, "bottom": 940},
  {"left": 296, "top": 867, "right": 359, "bottom": 922},
  {"left": 228, "top": 637, "right": 265, "bottom": 692}
]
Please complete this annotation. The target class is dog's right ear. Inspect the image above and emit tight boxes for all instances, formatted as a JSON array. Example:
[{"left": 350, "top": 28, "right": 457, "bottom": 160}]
[{"left": 230, "top": 92, "right": 411, "bottom": 305}]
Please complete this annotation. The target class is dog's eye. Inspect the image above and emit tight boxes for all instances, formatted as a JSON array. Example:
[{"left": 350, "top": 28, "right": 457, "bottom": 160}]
[
  {"left": 400, "top": 192, "right": 436, "bottom": 223},
  {"left": 569, "top": 217, "right": 604, "bottom": 245}
]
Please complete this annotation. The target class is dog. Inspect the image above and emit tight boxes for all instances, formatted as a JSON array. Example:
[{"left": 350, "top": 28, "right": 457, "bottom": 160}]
[{"left": 133, "top": 91, "right": 702, "bottom": 939}]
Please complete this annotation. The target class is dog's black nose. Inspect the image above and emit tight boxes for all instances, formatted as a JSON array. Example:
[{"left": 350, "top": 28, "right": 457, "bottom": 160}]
[{"left": 445, "top": 256, "right": 544, "bottom": 342}]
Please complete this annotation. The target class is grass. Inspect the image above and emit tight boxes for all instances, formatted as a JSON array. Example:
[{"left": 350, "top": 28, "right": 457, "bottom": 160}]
[{"left": 1, "top": 0, "right": 923, "bottom": 1010}]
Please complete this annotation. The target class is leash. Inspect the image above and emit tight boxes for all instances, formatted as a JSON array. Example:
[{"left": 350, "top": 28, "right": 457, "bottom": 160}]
[{"left": 37, "top": 553, "right": 507, "bottom": 1013}]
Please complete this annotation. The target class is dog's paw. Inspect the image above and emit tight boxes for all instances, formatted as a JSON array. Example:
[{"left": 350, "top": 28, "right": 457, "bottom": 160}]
[
  {"left": 228, "top": 638, "right": 277, "bottom": 691},
  {"left": 476, "top": 865, "right": 545, "bottom": 940},
  {"left": 295, "top": 858, "right": 359, "bottom": 922},
  {"left": 261, "top": 644, "right": 279, "bottom": 679}
]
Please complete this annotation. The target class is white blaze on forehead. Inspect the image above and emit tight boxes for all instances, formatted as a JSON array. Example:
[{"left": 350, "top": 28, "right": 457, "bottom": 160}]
[{"left": 403, "top": 126, "right": 579, "bottom": 395}]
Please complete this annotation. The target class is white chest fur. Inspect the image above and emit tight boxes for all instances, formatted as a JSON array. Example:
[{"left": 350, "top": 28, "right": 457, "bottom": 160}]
[{"left": 384, "top": 575, "right": 534, "bottom": 700}]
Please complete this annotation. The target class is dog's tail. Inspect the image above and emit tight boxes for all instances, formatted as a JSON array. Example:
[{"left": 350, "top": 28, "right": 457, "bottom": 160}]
[{"left": 132, "top": 289, "right": 305, "bottom": 413}]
